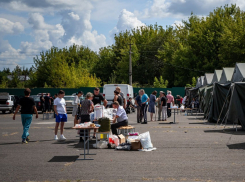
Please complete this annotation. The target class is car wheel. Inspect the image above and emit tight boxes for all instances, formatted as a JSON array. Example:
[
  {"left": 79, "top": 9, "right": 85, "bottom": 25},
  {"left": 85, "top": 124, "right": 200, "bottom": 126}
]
[{"left": 2, "top": 111, "right": 6, "bottom": 114}]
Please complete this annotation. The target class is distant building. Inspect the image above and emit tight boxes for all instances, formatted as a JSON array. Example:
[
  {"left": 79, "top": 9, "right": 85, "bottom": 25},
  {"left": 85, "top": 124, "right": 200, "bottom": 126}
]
[{"left": 7, "top": 75, "right": 30, "bottom": 82}]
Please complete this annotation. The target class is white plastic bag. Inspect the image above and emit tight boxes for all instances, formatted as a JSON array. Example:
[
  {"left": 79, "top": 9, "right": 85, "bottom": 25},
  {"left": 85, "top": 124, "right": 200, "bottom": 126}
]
[
  {"left": 93, "top": 141, "right": 108, "bottom": 149},
  {"left": 138, "top": 131, "right": 153, "bottom": 149}
]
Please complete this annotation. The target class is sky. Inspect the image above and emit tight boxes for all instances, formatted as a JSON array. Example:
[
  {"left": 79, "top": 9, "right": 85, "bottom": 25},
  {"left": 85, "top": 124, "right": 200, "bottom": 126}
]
[{"left": 0, "top": 0, "right": 245, "bottom": 71}]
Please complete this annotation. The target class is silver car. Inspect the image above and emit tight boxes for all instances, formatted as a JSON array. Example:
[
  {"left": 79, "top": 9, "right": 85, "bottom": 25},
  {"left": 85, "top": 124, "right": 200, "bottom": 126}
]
[{"left": 63, "top": 96, "right": 75, "bottom": 113}]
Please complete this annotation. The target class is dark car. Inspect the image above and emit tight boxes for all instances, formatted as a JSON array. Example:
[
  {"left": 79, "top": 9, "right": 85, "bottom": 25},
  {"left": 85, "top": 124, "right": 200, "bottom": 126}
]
[{"left": 30, "top": 95, "right": 43, "bottom": 112}]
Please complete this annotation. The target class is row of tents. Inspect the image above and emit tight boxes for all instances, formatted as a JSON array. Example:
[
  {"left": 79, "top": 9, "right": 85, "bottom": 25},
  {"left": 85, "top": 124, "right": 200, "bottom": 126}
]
[{"left": 186, "top": 63, "right": 245, "bottom": 130}]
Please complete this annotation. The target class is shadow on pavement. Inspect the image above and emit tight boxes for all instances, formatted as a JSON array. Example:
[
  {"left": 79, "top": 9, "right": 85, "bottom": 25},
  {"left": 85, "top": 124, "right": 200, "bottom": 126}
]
[
  {"left": 227, "top": 142, "right": 245, "bottom": 150},
  {"left": 68, "top": 140, "right": 96, "bottom": 149},
  {"left": 48, "top": 155, "right": 79, "bottom": 162},
  {"left": 189, "top": 122, "right": 215, "bottom": 125},
  {"left": 204, "top": 128, "right": 245, "bottom": 135},
  {"left": 52, "top": 140, "right": 77, "bottom": 144},
  {"left": 187, "top": 117, "right": 205, "bottom": 120}
]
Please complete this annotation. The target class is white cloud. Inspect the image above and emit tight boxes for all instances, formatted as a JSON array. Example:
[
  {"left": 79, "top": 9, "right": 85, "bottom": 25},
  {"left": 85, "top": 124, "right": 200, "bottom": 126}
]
[
  {"left": 0, "top": 18, "right": 24, "bottom": 35},
  {"left": 110, "top": 9, "right": 145, "bottom": 36}
]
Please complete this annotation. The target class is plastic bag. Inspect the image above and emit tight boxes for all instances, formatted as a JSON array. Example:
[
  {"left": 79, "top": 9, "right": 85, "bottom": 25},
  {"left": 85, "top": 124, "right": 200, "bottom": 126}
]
[
  {"left": 93, "top": 141, "right": 108, "bottom": 149},
  {"left": 138, "top": 131, "right": 153, "bottom": 149}
]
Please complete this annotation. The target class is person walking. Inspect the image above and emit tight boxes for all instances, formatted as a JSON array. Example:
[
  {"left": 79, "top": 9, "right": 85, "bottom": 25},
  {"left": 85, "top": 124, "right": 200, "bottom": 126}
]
[
  {"left": 157, "top": 91, "right": 163, "bottom": 121},
  {"left": 54, "top": 90, "right": 67, "bottom": 140},
  {"left": 72, "top": 91, "right": 83, "bottom": 126},
  {"left": 135, "top": 90, "right": 142, "bottom": 123},
  {"left": 148, "top": 90, "right": 157, "bottom": 121},
  {"left": 167, "top": 91, "right": 174, "bottom": 118},
  {"left": 161, "top": 92, "right": 168, "bottom": 121},
  {"left": 13, "top": 88, "right": 38, "bottom": 144},
  {"left": 140, "top": 89, "right": 149, "bottom": 124},
  {"left": 111, "top": 101, "right": 128, "bottom": 135}
]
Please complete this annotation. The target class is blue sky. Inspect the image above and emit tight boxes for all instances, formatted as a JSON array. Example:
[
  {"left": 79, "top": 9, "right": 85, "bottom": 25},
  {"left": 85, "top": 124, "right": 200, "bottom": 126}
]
[{"left": 0, "top": 0, "right": 244, "bottom": 70}]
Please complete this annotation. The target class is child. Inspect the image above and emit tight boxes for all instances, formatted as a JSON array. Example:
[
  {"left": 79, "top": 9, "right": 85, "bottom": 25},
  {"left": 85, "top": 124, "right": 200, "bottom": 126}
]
[{"left": 54, "top": 90, "right": 67, "bottom": 140}]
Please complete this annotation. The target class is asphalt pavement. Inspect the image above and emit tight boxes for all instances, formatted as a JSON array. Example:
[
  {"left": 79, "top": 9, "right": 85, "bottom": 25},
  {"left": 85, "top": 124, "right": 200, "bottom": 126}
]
[{"left": 0, "top": 110, "right": 245, "bottom": 182}]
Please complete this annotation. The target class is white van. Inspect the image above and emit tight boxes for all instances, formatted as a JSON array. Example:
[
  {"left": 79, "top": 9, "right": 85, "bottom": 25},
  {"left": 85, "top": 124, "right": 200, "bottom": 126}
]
[{"left": 103, "top": 84, "right": 134, "bottom": 107}]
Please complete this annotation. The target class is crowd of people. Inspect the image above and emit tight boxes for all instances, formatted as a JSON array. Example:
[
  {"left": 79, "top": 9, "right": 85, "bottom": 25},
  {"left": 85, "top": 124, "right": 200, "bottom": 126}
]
[
  {"left": 12, "top": 87, "right": 129, "bottom": 144},
  {"left": 13, "top": 87, "right": 197, "bottom": 144}
]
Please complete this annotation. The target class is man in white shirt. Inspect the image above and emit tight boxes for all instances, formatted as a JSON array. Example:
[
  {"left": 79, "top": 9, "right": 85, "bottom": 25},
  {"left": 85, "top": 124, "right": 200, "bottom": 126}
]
[
  {"left": 54, "top": 90, "right": 67, "bottom": 140},
  {"left": 111, "top": 101, "right": 128, "bottom": 135}
]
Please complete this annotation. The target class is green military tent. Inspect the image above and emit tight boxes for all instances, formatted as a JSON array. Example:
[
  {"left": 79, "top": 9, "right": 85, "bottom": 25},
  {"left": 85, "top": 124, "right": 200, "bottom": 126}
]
[
  {"left": 211, "top": 70, "right": 222, "bottom": 83},
  {"left": 203, "top": 73, "right": 214, "bottom": 86},
  {"left": 219, "top": 67, "right": 234, "bottom": 84},
  {"left": 231, "top": 63, "right": 245, "bottom": 82},
  {"left": 208, "top": 82, "right": 231, "bottom": 123},
  {"left": 227, "top": 82, "right": 245, "bottom": 129}
]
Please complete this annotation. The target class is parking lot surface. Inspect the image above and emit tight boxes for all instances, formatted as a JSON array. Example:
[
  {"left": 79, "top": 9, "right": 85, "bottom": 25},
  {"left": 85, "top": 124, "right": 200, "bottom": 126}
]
[{"left": 0, "top": 111, "right": 245, "bottom": 182}]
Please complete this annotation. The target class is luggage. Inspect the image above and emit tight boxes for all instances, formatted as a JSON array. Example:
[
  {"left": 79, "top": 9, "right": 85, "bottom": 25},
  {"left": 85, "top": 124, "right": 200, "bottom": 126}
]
[{"left": 98, "top": 117, "right": 110, "bottom": 132}]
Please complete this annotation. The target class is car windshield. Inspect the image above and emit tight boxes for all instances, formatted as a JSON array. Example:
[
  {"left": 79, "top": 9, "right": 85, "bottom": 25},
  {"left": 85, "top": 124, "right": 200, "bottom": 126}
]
[
  {"left": 30, "top": 96, "right": 41, "bottom": 102},
  {"left": 64, "top": 96, "right": 74, "bottom": 101}
]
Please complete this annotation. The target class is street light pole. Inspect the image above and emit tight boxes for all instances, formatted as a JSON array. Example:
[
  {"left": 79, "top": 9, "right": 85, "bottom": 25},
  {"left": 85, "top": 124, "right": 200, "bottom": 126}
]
[{"left": 129, "top": 43, "right": 133, "bottom": 85}]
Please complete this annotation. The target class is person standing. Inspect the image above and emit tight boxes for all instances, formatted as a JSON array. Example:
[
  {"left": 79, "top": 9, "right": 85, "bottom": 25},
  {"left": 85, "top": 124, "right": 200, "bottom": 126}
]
[
  {"left": 113, "top": 90, "right": 123, "bottom": 106},
  {"left": 111, "top": 101, "right": 128, "bottom": 135},
  {"left": 116, "top": 87, "right": 126, "bottom": 109},
  {"left": 157, "top": 91, "right": 163, "bottom": 121},
  {"left": 140, "top": 89, "right": 150, "bottom": 124},
  {"left": 44, "top": 93, "right": 51, "bottom": 112},
  {"left": 78, "top": 92, "right": 94, "bottom": 141},
  {"left": 135, "top": 91, "right": 142, "bottom": 123},
  {"left": 92, "top": 87, "right": 107, "bottom": 107},
  {"left": 54, "top": 90, "right": 67, "bottom": 140},
  {"left": 72, "top": 91, "right": 83, "bottom": 126},
  {"left": 53, "top": 94, "right": 58, "bottom": 118},
  {"left": 167, "top": 91, "right": 175, "bottom": 118},
  {"left": 40, "top": 93, "right": 45, "bottom": 112},
  {"left": 135, "top": 91, "right": 143, "bottom": 123},
  {"left": 13, "top": 88, "right": 38, "bottom": 144},
  {"left": 148, "top": 90, "right": 157, "bottom": 121},
  {"left": 161, "top": 92, "right": 168, "bottom": 121}
]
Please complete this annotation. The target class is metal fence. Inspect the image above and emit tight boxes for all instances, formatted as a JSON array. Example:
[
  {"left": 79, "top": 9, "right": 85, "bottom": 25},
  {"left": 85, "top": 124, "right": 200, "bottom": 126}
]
[{"left": 0, "top": 87, "right": 185, "bottom": 98}]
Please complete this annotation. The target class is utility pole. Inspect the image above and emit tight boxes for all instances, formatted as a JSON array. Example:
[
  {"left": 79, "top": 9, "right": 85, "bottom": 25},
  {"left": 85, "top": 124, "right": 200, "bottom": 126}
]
[{"left": 129, "top": 43, "right": 133, "bottom": 85}]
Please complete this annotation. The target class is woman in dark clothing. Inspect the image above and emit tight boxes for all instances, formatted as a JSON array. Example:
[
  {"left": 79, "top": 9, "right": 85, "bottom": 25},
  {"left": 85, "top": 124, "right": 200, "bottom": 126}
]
[{"left": 113, "top": 90, "right": 123, "bottom": 106}]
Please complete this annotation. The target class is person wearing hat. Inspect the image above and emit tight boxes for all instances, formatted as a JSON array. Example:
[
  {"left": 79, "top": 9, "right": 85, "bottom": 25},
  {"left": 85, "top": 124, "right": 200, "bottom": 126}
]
[{"left": 72, "top": 91, "right": 83, "bottom": 126}]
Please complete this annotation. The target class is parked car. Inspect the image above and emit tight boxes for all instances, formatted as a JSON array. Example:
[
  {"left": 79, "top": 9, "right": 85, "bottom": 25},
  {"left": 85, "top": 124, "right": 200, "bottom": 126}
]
[
  {"left": 30, "top": 95, "right": 43, "bottom": 112},
  {"left": 103, "top": 84, "right": 135, "bottom": 107},
  {"left": 0, "top": 92, "right": 15, "bottom": 114},
  {"left": 63, "top": 95, "right": 75, "bottom": 112}
]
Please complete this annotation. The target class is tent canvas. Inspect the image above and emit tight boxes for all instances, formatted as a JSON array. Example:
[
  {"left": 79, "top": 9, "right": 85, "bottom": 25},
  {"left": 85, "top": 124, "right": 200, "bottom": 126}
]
[
  {"left": 231, "top": 63, "right": 245, "bottom": 82},
  {"left": 219, "top": 67, "right": 234, "bottom": 84},
  {"left": 195, "top": 77, "right": 202, "bottom": 88},
  {"left": 200, "top": 76, "right": 204, "bottom": 86},
  {"left": 203, "top": 73, "right": 214, "bottom": 86},
  {"left": 211, "top": 70, "right": 222, "bottom": 83},
  {"left": 227, "top": 82, "right": 245, "bottom": 130},
  {"left": 208, "top": 82, "right": 231, "bottom": 123}
]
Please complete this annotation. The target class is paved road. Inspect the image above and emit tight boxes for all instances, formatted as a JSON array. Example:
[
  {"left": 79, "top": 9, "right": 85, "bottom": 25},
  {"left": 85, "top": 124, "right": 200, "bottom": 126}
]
[{"left": 0, "top": 110, "right": 245, "bottom": 182}]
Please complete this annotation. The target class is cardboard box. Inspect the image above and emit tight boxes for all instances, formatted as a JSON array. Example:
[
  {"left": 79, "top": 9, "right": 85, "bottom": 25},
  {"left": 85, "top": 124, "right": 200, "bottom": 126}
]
[
  {"left": 118, "top": 134, "right": 125, "bottom": 144},
  {"left": 131, "top": 140, "right": 143, "bottom": 151}
]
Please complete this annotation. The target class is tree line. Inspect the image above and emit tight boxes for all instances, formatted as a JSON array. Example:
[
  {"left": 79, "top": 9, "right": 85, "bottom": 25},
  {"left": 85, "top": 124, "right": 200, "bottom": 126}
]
[{"left": 0, "top": 4, "right": 244, "bottom": 88}]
